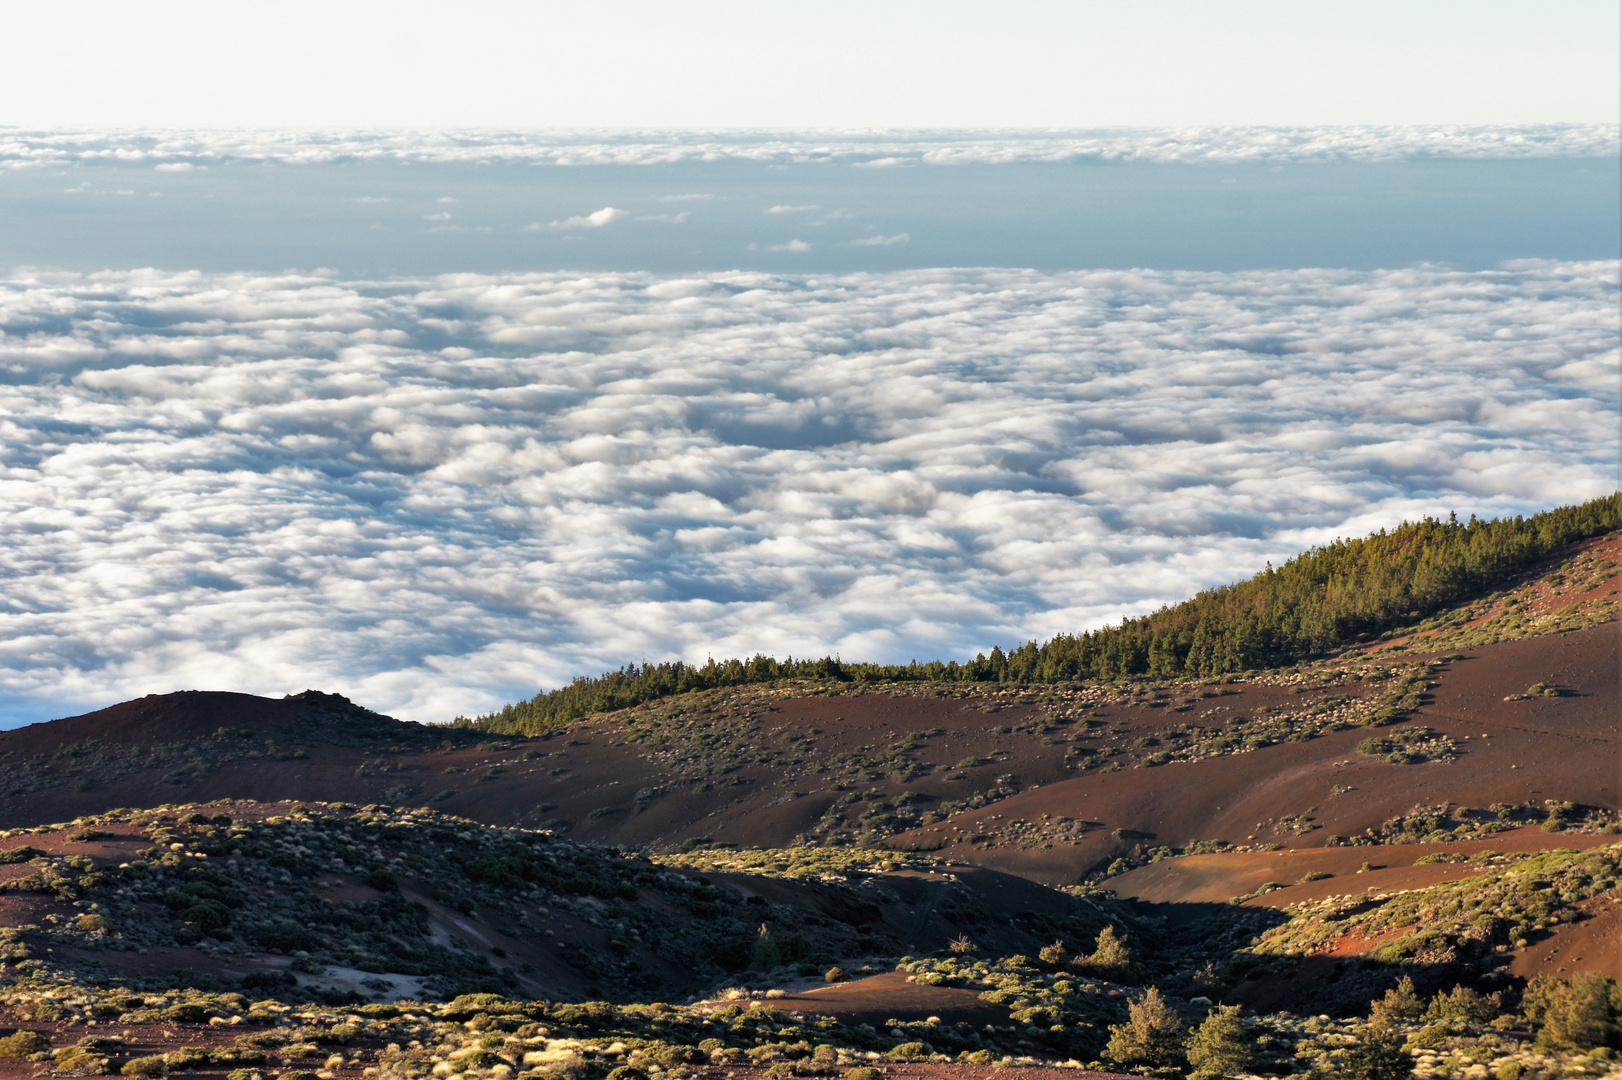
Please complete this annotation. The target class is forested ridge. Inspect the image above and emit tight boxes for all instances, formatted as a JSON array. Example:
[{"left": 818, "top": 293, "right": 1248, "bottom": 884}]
[{"left": 463, "top": 494, "right": 1619, "bottom": 734}]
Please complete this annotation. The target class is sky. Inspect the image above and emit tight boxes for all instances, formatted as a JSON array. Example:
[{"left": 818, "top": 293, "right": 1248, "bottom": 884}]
[{"left": 4, "top": 0, "right": 1619, "bottom": 129}]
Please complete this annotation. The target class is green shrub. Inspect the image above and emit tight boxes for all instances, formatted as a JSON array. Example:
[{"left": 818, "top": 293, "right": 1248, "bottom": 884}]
[
  {"left": 641, "top": 1046, "right": 704, "bottom": 1068},
  {"left": 1495, "top": 1062, "right": 1523, "bottom": 1080},
  {"left": 1342, "top": 1024, "right": 1411, "bottom": 1080},
  {"left": 365, "top": 867, "right": 400, "bottom": 892},
  {"left": 824, "top": 967, "right": 847, "bottom": 983},
  {"left": 461, "top": 1050, "right": 511, "bottom": 1069},
  {"left": 605, "top": 1069, "right": 650, "bottom": 1080},
  {"left": 164, "top": 1047, "right": 211, "bottom": 1070},
  {"left": 122, "top": 1057, "right": 170, "bottom": 1078},
  {"left": 0, "top": 1031, "right": 49, "bottom": 1059},
  {"left": 886, "top": 1043, "right": 927, "bottom": 1061},
  {"left": 1087, "top": 925, "right": 1134, "bottom": 981},
  {"left": 844, "top": 1069, "right": 884, "bottom": 1080},
  {"left": 51, "top": 1046, "right": 112, "bottom": 1077},
  {"left": 215, "top": 1050, "right": 267, "bottom": 1066},
  {"left": 160, "top": 1004, "right": 210, "bottom": 1025},
  {"left": 0, "top": 846, "right": 46, "bottom": 864}
]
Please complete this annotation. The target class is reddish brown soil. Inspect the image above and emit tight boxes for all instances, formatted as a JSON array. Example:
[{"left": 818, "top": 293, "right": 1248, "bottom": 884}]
[
  {"left": 0, "top": 677, "right": 1395, "bottom": 853},
  {"left": 767, "top": 971, "right": 1013, "bottom": 1027},
  {"left": 1105, "top": 828, "right": 1616, "bottom": 907},
  {"left": 1508, "top": 895, "right": 1622, "bottom": 982},
  {"left": 887, "top": 622, "right": 1618, "bottom": 886}
]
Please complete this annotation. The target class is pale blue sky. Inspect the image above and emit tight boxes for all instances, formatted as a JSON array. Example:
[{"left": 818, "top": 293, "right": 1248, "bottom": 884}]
[{"left": 5, "top": 0, "right": 1618, "bottom": 129}]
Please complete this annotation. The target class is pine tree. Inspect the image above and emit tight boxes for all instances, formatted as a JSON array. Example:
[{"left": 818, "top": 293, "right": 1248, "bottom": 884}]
[
  {"left": 750, "top": 922, "right": 780, "bottom": 970},
  {"left": 1105, "top": 987, "right": 1186, "bottom": 1068},
  {"left": 1088, "top": 925, "right": 1135, "bottom": 981},
  {"left": 1185, "top": 1004, "right": 1254, "bottom": 1080},
  {"left": 1529, "top": 973, "right": 1621, "bottom": 1052},
  {"left": 1370, "top": 975, "right": 1425, "bottom": 1025}
]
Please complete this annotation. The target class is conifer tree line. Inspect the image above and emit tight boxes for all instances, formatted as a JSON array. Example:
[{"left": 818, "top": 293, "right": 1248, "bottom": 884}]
[{"left": 464, "top": 493, "right": 1619, "bottom": 735}]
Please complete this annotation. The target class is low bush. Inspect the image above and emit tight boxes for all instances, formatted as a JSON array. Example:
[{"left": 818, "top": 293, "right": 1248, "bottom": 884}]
[{"left": 0, "top": 1031, "right": 50, "bottom": 1058}]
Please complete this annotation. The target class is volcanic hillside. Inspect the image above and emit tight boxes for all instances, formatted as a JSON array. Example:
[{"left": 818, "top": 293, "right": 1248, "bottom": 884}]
[
  {"left": 8, "top": 533, "right": 1618, "bottom": 874},
  {"left": 0, "top": 800, "right": 1127, "bottom": 1007}
]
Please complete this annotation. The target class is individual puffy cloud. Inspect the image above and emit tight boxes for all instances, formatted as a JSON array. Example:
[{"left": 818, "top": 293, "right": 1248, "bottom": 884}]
[
  {"left": 0, "top": 261, "right": 1615, "bottom": 724},
  {"left": 768, "top": 239, "right": 811, "bottom": 252},
  {"left": 850, "top": 234, "right": 909, "bottom": 246},
  {"left": 0, "top": 125, "right": 1616, "bottom": 172},
  {"left": 536, "top": 206, "right": 629, "bottom": 229}
]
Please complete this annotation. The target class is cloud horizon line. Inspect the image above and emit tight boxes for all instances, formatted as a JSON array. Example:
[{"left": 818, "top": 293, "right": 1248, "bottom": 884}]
[{"left": 2, "top": 124, "right": 1617, "bottom": 172}]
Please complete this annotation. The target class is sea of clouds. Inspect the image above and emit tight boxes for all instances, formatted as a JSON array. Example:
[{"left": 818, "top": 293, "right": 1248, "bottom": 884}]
[
  {"left": 0, "top": 261, "right": 1616, "bottom": 723},
  {"left": 1, "top": 124, "right": 1617, "bottom": 171}
]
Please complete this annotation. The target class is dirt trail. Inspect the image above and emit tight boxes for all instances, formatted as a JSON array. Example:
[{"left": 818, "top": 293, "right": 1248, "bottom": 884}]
[{"left": 769, "top": 971, "right": 1014, "bottom": 1026}]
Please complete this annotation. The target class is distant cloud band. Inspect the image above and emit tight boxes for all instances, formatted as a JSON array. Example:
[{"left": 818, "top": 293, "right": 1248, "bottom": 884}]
[{"left": 0, "top": 125, "right": 1616, "bottom": 172}]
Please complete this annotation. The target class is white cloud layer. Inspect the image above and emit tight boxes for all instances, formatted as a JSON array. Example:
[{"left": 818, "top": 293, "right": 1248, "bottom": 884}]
[
  {"left": 0, "top": 261, "right": 1616, "bottom": 724},
  {"left": 1, "top": 125, "right": 1616, "bottom": 171}
]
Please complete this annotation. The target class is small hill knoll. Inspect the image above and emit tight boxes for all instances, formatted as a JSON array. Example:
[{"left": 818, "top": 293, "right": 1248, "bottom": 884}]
[{"left": 0, "top": 690, "right": 476, "bottom": 829}]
